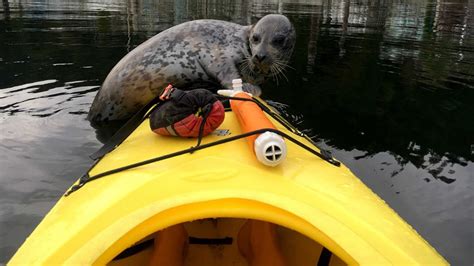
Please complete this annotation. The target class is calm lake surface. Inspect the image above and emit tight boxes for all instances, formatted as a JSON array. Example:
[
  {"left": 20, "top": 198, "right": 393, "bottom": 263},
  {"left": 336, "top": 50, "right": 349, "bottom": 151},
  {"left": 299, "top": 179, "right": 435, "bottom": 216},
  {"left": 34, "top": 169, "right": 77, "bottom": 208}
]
[{"left": 1, "top": 0, "right": 473, "bottom": 264}]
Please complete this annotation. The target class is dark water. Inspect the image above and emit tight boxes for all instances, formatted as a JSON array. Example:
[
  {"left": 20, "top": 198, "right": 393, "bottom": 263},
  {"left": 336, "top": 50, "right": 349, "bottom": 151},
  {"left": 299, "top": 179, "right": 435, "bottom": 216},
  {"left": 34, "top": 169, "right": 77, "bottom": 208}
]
[{"left": 1, "top": 0, "right": 473, "bottom": 264}]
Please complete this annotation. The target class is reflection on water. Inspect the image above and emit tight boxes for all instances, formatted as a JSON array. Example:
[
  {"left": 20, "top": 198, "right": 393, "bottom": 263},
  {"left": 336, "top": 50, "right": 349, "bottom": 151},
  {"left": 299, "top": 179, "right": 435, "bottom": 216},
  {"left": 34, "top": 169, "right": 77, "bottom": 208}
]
[{"left": 1, "top": 0, "right": 473, "bottom": 264}]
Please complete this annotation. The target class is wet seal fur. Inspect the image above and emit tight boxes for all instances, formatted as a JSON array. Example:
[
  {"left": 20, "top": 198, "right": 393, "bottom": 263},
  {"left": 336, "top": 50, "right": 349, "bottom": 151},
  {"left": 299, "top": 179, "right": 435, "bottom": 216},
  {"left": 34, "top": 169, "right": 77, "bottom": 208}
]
[{"left": 88, "top": 14, "right": 296, "bottom": 122}]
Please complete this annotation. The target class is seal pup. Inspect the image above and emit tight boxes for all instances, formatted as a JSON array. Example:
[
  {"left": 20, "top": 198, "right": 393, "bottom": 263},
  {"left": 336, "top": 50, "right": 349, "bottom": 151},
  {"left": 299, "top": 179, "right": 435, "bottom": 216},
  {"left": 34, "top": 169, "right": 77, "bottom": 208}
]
[{"left": 88, "top": 14, "right": 296, "bottom": 122}]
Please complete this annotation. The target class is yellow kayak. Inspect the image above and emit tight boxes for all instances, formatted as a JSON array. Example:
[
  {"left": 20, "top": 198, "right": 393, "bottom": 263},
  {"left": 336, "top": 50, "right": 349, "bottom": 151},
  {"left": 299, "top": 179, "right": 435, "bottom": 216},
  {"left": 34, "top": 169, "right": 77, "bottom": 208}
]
[{"left": 9, "top": 98, "right": 447, "bottom": 265}]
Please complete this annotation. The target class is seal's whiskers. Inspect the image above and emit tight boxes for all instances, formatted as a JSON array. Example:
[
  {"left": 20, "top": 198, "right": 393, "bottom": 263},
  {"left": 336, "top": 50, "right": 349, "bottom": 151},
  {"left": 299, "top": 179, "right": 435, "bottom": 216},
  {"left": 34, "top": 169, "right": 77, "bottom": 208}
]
[
  {"left": 270, "top": 59, "right": 290, "bottom": 84},
  {"left": 240, "top": 53, "right": 256, "bottom": 77}
]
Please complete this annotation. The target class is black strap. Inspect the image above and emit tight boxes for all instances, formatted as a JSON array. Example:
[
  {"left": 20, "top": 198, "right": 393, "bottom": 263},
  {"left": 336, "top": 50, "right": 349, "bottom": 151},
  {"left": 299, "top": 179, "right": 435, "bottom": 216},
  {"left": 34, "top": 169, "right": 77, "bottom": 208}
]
[
  {"left": 112, "top": 236, "right": 233, "bottom": 261},
  {"left": 65, "top": 127, "right": 339, "bottom": 196},
  {"left": 189, "top": 237, "right": 233, "bottom": 245},
  {"left": 317, "top": 247, "right": 333, "bottom": 266},
  {"left": 90, "top": 94, "right": 337, "bottom": 163},
  {"left": 194, "top": 103, "right": 213, "bottom": 148},
  {"left": 76, "top": 93, "right": 340, "bottom": 196},
  {"left": 218, "top": 95, "right": 339, "bottom": 165},
  {"left": 89, "top": 96, "right": 162, "bottom": 160},
  {"left": 112, "top": 238, "right": 154, "bottom": 260}
]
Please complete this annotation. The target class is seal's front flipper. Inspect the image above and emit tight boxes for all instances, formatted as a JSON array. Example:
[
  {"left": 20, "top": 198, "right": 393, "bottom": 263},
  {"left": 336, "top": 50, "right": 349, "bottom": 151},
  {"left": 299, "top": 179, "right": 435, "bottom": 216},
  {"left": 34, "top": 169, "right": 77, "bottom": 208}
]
[{"left": 242, "top": 83, "right": 262, "bottom": 97}]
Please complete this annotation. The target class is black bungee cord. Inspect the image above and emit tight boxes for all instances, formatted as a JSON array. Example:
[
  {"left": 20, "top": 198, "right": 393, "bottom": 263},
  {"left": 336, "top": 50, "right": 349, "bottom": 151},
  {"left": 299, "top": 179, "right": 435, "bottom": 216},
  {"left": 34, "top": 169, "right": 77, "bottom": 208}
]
[{"left": 65, "top": 95, "right": 340, "bottom": 196}]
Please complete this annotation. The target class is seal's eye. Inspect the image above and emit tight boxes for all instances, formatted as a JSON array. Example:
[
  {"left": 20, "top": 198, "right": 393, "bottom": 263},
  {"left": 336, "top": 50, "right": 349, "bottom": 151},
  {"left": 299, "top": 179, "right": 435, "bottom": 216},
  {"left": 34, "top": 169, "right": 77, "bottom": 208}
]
[
  {"left": 252, "top": 34, "right": 261, "bottom": 44},
  {"left": 272, "top": 35, "right": 285, "bottom": 46}
]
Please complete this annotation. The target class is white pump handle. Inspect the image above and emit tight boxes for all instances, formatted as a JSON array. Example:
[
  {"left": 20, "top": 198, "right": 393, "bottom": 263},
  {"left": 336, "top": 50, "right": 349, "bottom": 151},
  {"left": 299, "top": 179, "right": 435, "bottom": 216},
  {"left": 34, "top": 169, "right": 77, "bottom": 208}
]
[{"left": 217, "top": 78, "right": 251, "bottom": 97}]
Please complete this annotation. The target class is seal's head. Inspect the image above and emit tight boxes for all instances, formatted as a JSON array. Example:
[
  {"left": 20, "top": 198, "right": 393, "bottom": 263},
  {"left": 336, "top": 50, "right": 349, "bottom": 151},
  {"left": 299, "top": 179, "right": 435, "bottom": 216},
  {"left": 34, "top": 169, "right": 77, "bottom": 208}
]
[{"left": 247, "top": 14, "right": 296, "bottom": 77}]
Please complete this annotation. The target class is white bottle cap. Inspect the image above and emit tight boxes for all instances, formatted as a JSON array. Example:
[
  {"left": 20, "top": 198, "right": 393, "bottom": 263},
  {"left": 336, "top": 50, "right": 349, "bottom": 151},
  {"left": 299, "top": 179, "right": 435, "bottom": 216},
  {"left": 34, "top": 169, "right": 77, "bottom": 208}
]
[
  {"left": 232, "top": 79, "right": 243, "bottom": 91},
  {"left": 254, "top": 131, "right": 287, "bottom": 167}
]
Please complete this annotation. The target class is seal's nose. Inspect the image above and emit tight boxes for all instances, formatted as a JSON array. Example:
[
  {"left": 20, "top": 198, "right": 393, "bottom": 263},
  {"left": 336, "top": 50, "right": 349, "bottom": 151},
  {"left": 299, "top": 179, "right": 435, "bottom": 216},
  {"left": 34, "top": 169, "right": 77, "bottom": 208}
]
[{"left": 255, "top": 53, "right": 267, "bottom": 62}]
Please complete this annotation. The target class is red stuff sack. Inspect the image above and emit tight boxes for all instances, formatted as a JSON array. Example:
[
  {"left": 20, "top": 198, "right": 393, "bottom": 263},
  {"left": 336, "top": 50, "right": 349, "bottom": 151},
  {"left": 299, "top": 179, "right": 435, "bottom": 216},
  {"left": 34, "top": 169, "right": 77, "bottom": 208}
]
[{"left": 149, "top": 86, "right": 225, "bottom": 137}]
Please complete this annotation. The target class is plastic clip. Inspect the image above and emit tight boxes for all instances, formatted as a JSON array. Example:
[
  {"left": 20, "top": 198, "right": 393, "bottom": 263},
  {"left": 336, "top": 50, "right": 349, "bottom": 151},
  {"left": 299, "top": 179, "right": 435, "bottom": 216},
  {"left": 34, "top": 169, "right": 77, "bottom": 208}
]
[
  {"left": 64, "top": 174, "right": 89, "bottom": 197},
  {"left": 159, "top": 84, "right": 174, "bottom": 101}
]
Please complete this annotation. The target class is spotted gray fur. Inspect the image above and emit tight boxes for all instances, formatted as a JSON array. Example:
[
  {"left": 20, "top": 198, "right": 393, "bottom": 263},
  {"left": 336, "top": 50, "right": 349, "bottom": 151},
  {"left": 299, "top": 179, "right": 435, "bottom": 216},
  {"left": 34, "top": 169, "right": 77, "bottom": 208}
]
[{"left": 88, "top": 14, "right": 295, "bottom": 122}]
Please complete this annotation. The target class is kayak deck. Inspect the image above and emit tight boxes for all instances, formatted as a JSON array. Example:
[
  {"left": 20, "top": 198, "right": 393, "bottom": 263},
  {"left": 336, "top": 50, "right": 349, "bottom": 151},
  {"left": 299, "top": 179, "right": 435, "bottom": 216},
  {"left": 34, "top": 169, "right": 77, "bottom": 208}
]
[{"left": 9, "top": 103, "right": 447, "bottom": 265}]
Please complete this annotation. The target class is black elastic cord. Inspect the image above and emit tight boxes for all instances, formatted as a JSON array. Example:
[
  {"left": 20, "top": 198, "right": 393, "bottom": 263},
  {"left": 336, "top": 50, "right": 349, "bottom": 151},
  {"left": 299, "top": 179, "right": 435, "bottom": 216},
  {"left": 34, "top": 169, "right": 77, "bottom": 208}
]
[
  {"left": 217, "top": 95, "right": 306, "bottom": 136},
  {"left": 65, "top": 127, "right": 339, "bottom": 196},
  {"left": 74, "top": 94, "right": 340, "bottom": 196},
  {"left": 217, "top": 95, "right": 338, "bottom": 163},
  {"left": 194, "top": 103, "right": 212, "bottom": 148}
]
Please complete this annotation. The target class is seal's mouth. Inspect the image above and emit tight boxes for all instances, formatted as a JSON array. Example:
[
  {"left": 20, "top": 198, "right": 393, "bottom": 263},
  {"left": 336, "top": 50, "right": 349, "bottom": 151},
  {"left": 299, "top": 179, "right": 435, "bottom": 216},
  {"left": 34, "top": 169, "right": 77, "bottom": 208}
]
[
  {"left": 251, "top": 56, "right": 273, "bottom": 74},
  {"left": 255, "top": 62, "right": 271, "bottom": 74},
  {"left": 258, "top": 56, "right": 291, "bottom": 83},
  {"left": 241, "top": 53, "right": 288, "bottom": 80},
  {"left": 249, "top": 50, "right": 271, "bottom": 71}
]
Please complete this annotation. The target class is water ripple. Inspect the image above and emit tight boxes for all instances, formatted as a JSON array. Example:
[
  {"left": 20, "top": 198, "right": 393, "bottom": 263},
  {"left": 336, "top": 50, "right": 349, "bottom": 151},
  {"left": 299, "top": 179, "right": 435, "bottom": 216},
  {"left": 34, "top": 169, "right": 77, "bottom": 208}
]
[{"left": 0, "top": 80, "right": 99, "bottom": 117}]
